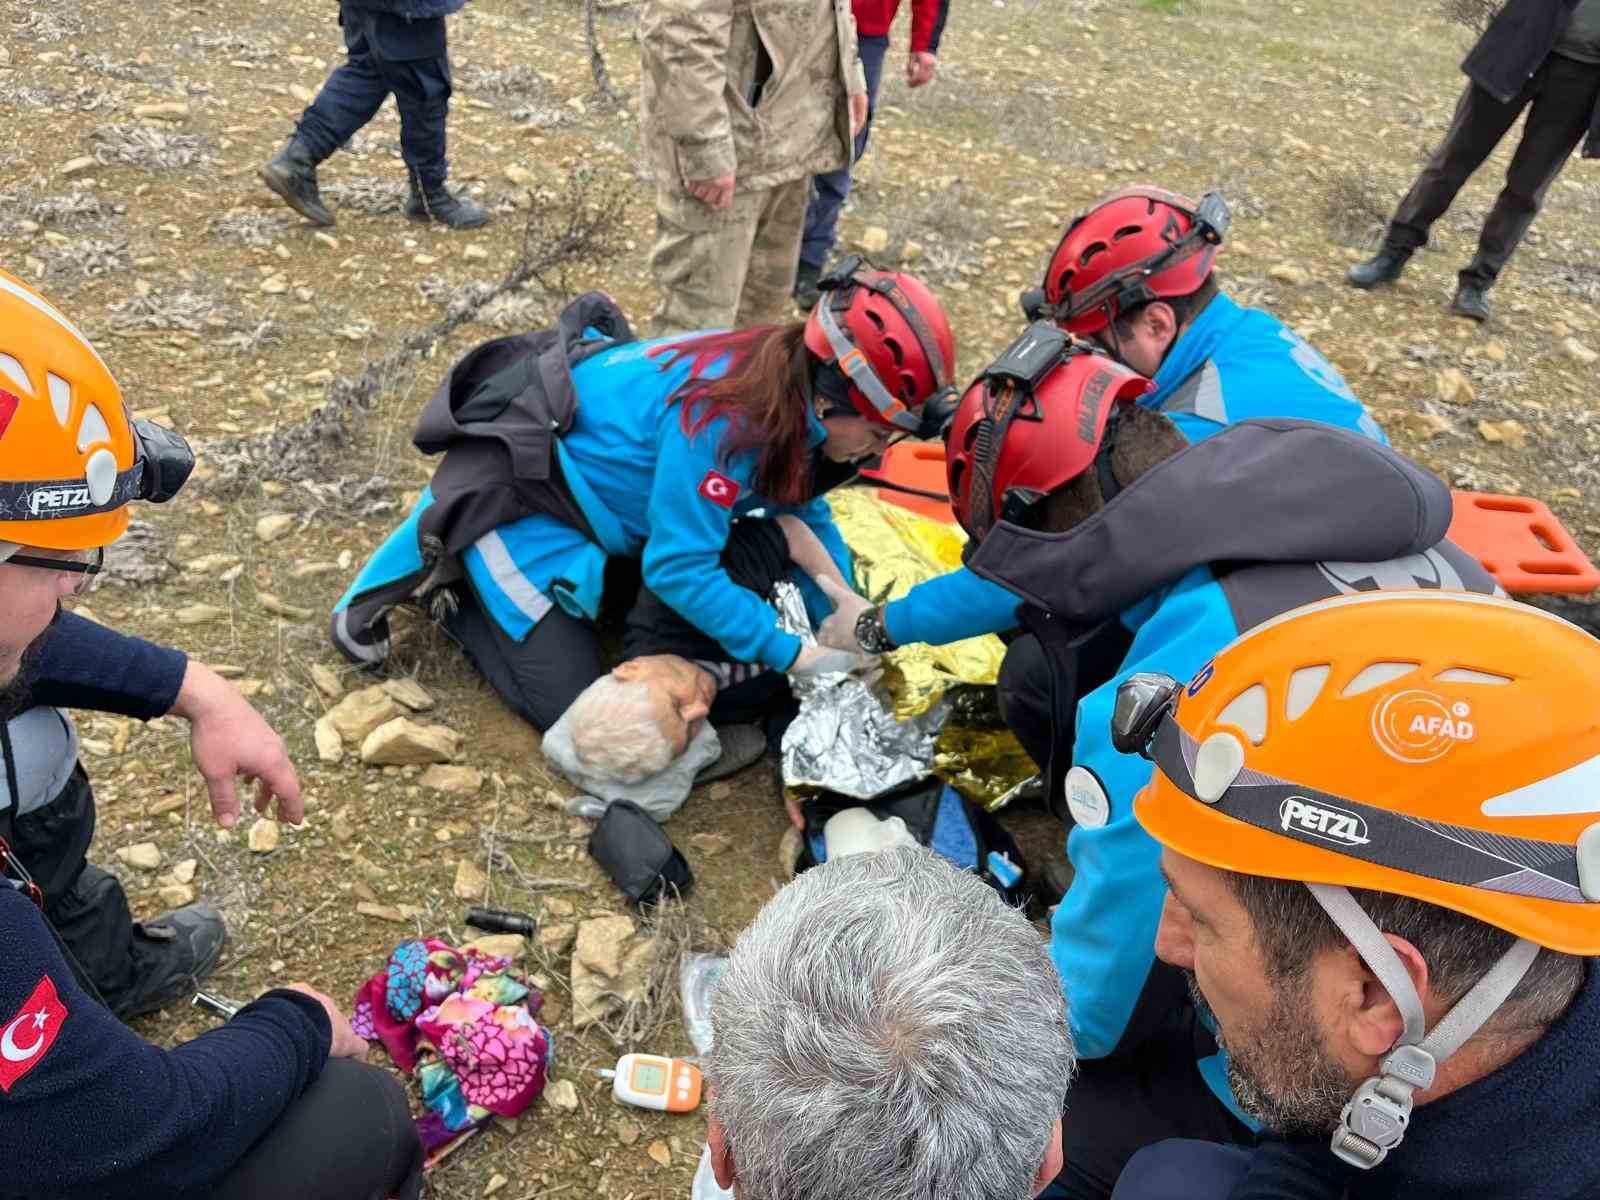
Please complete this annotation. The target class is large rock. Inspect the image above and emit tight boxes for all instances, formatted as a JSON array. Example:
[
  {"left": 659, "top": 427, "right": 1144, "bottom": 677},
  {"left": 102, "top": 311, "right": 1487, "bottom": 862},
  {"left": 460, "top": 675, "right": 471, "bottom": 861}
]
[
  {"left": 453, "top": 859, "right": 489, "bottom": 901},
  {"left": 255, "top": 513, "right": 295, "bottom": 543},
  {"left": 248, "top": 818, "right": 281, "bottom": 853},
  {"left": 360, "top": 718, "right": 461, "bottom": 766},
  {"left": 571, "top": 915, "right": 657, "bottom": 1028},
  {"left": 420, "top": 765, "right": 483, "bottom": 794},
  {"left": 326, "top": 686, "right": 403, "bottom": 744},
  {"left": 1563, "top": 337, "right": 1599, "bottom": 367},
  {"left": 1436, "top": 367, "right": 1475, "bottom": 406},
  {"left": 314, "top": 716, "right": 343, "bottom": 764},
  {"left": 381, "top": 678, "right": 435, "bottom": 712},
  {"left": 117, "top": 842, "right": 162, "bottom": 870}
]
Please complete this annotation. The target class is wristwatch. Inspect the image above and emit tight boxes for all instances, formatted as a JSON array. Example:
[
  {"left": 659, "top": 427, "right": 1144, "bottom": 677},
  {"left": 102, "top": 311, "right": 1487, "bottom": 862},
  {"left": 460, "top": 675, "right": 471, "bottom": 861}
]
[{"left": 854, "top": 606, "right": 898, "bottom": 654}]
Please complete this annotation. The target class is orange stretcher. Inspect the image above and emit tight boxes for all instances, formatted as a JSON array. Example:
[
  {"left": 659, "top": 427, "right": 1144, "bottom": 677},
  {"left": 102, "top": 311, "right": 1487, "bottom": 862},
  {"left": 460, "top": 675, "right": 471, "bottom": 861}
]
[
  {"left": 858, "top": 442, "right": 957, "bottom": 524},
  {"left": 1447, "top": 490, "right": 1600, "bottom": 596}
]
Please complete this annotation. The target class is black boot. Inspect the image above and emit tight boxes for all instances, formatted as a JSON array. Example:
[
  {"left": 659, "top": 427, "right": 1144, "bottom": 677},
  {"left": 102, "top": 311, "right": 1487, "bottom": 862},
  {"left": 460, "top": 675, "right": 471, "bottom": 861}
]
[
  {"left": 114, "top": 902, "right": 228, "bottom": 1019},
  {"left": 1345, "top": 247, "right": 1410, "bottom": 289},
  {"left": 793, "top": 262, "right": 823, "bottom": 312},
  {"left": 405, "top": 177, "right": 490, "bottom": 229},
  {"left": 1451, "top": 279, "right": 1492, "bottom": 322},
  {"left": 258, "top": 136, "right": 335, "bottom": 227}
]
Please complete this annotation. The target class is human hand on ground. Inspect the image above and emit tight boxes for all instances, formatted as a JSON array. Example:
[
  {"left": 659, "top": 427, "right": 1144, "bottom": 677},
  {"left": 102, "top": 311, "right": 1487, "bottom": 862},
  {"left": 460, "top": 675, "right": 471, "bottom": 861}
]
[
  {"left": 285, "top": 983, "right": 369, "bottom": 1058},
  {"left": 171, "top": 660, "right": 304, "bottom": 828},
  {"left": 907, "top": 52, "right": 938, "bottom": 87},
  {"left": 687, "top": 174, "right": 736, "bottom": 211},
  {"left": 814, "top": 575, "right": 873, "bottom": 653}
]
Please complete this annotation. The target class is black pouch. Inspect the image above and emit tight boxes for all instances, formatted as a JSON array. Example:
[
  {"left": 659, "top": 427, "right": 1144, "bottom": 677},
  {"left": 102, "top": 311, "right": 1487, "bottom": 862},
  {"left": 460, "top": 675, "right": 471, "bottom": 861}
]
[{"left": 588, "top": 801, "right": 694, "bottom": 906}]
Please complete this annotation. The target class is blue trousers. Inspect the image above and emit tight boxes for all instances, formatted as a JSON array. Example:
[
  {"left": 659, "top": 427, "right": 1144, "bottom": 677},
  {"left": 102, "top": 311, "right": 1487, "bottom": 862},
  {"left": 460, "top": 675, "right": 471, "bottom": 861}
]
[
  {"left": 798, "top": 33, "right": 891, "bottom": 270},
  {"left": 296, "top": 2, "right": 453, "bottom": 188}
]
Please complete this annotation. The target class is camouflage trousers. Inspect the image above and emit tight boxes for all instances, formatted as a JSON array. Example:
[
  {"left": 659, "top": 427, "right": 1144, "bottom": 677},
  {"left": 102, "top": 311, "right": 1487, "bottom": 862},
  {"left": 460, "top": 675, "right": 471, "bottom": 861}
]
[{"left": 647, "top": 178, "right": 809, "bottom": 333}]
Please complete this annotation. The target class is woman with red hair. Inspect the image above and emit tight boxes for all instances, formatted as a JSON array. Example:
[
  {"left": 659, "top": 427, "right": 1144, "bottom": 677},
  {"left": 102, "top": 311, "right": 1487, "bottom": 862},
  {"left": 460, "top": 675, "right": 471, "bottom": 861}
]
[{"left": 336, "top": 262, "right": 955, "bottom": 738}]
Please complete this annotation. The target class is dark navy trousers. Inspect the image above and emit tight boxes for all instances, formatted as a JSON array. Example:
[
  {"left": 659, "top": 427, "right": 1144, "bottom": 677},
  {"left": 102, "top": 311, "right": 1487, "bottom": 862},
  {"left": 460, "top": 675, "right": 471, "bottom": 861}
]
[
  {"left": 798, "top": 33, "right": 891, "bottom": 270},
  {"left": 296, "top": 2, "right": 453, "bottom": 188}
]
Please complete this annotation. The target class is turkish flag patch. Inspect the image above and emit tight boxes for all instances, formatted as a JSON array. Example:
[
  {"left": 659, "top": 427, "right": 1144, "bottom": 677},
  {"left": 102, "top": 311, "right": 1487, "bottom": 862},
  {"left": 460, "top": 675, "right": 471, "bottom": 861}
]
[
  {"left": 697, "top": 469, "right": 741, "bottom": 509},
  {"left": 0, "top": 390, "right": 19, "bottom": 445},
  {"left": 0, "top": 976, "right": 67, "bottom": 1093}
]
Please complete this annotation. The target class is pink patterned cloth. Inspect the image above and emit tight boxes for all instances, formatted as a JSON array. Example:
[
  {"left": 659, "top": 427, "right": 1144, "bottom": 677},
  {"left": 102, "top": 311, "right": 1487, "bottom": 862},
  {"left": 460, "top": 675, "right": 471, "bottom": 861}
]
[{"left": 351, "top": 939, "right": 553, "bottom": 1151}]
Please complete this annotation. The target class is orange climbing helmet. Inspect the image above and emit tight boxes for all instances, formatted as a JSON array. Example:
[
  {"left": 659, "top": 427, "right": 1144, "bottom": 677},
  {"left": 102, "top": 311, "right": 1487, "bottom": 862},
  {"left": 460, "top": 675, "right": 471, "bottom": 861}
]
[
  {"left": 1124, "top": 590, "right": 1600, "bottom": 955},
  {"left": 0, "top": 268, "right": 192, "bottom": 551}
]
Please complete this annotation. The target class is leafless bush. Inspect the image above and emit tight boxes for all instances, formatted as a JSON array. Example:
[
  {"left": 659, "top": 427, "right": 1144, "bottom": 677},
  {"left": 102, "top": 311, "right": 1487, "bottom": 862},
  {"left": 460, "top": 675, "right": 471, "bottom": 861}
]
[
  {"left": 457, "top": 63, "right": 551, "bottom": 102},
  {"left": 219, "top": 319, "right": 286, "bottom": 356},
  {"left": 90, "top": 124, "right": 212, "bottom": 171},
  {"left": 1321, "top": 170, "right": 1393, "bottom": 247},
  {"left": 4, "top": 86, "right": 63, "bottom": 110},
  {"left": 201, "top": 168, "right": 629, "bottom": 493},
  {"left": 13, "top": 6, "right": 84, "bottom": 42},
  {"left": 1547, "top": 258, "right": 1600, "bottom": 306},
  {"left": 40, "top": 238, "right": 131, "bottom": 279},
  {"left": 0, "top": 187, "right": 114, "bottom": 238},
  {"left": 1438, "top": 0, "right": 1497, "bottom": 34},
  {"left": 322, "top": 178, "right": 408, "bottom": 215},
  {"left": 69, "top": 50, "right": 152, "bottom": 83},
  {"left": 209, "top": 209, "right": 295, "bottom": 248},
  {"left": 106, "top": 290, "right": 236, "bottom": 334},
  {"left": 191, "top": 31, "right": 273, "bottom": 62},
  {"left": 100, "top": 521, "right": 169, "bottom": 587}
]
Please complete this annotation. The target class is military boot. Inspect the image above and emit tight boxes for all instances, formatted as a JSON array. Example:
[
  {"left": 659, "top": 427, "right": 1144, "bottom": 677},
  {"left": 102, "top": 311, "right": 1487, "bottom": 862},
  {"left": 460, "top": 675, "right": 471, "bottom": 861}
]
[
  {"left": 1451, "top": 279, "right": 1492, "bottom": 322},
  {"left": 114, "top": 902, "right": 228, "bottom": 1019},
  {"left": 258, "top": 136, "right": 334, "bottom": 227},
  {"left": 405, "top": 178, "right": 491, "bottom": 230},
  {"left": 1345, "top": 248, "right": 1411, "bottom": 290},
  {"left": 793, "top": 262, "right": 823, "bottom": 313}
]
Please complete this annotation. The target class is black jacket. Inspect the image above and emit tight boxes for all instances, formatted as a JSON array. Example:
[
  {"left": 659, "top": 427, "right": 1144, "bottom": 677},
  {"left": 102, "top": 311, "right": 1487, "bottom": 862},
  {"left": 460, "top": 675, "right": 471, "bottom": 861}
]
[{"left": 1462, "top": 0, "right": 1599, "bottom": 156}]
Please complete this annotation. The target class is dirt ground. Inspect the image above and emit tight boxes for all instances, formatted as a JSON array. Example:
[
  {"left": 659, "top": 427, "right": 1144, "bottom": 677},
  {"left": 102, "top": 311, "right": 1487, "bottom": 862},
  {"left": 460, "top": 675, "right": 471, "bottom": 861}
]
[{"left": 2, "top": 0, "right": 1598, "bottom": 1195}]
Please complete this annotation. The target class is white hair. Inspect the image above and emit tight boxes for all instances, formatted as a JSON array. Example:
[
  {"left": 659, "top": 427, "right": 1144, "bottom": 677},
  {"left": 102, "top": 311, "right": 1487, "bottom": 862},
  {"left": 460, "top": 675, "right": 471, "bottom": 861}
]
[
  {"left": 564, "top": 674, "right": 676, "bottom": 784},
  {"left": 707, "top": 846, "right": 1076, "bottom": 1200}
]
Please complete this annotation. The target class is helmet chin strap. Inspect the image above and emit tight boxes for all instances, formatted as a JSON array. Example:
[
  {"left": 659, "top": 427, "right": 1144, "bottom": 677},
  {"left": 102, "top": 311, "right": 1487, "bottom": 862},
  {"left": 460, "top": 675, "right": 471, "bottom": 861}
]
[{"left": 1305, "top": 883, "right": 1541, "bottom": 1169}]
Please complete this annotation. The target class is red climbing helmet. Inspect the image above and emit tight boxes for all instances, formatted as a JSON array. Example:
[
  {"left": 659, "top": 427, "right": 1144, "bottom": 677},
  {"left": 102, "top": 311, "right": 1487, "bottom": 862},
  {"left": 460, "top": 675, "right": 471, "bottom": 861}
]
[
  {"left": 1041, "top": 186, "right": 1230, "bottom": 337},
  {"left": 804, "top": 257, "right": 957, "bottom": 435},
  {"left": 946, "top": 322, "right": 1153, "bottom": 540}
]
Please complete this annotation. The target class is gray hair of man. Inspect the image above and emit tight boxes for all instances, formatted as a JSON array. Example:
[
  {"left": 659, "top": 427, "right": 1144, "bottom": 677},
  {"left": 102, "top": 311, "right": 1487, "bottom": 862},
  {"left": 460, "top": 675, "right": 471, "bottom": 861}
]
[
  {"left": 706, "top": 845, "right": 1075, "bottom": 1200},
  {"left": 564, "top": 674, "right": 675, "bottom": 784}
]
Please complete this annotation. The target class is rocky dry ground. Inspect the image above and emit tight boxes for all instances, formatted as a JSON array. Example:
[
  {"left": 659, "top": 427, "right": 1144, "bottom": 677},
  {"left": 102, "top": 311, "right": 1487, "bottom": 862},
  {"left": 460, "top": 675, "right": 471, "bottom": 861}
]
[{"left": 1, "top": 0, "right": 1598, "bottom": 1195}]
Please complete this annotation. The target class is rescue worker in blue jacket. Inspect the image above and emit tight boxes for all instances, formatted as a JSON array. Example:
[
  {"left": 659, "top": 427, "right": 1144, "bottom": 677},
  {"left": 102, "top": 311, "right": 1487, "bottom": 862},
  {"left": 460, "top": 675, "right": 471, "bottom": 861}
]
[
  {"left": 921, "top": 326, "right": 1496, "bottom": 1200},
  {"left": 817, "top": 186, "right": 1385, "bottom": 776},
  {"left": 334, "top": 262, "right": 956, "bottom": 732}
]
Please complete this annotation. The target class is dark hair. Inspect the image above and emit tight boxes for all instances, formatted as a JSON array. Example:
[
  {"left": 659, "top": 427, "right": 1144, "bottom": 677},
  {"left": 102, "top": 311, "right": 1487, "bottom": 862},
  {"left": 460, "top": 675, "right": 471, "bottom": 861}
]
[
  {"left": 1227, "top": 872, "right": 1584, "bottom": 1032},
  {"left": 1037, "top": 404, "right": 1188, "bottom": 533},
  {"left": 1111, "top": 272, "right": 1220, "bottom": 341},
  {"left": 651, "top": 325, "right": 815, "bottom": 507}
]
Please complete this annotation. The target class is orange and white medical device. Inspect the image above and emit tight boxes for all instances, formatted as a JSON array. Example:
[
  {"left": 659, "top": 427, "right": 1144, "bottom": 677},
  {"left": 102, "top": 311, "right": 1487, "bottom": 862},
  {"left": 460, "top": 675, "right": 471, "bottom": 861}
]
[{"left": 600, "top": 1053, "right": 702, "bottom": 1113}]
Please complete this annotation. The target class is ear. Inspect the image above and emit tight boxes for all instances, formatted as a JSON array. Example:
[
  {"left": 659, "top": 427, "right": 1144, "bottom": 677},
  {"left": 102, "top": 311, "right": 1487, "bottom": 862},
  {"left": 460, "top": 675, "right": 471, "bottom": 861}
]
[
  {"left": 1030, "top": 1118, "right": 1065, "bottom": 1195},
  {"left": 1139, "top": 301, "right": 1180, "bottom": 345},
  {"left": 1340, "top": 934, "right": 1431, "bottom": 1060},
  {"left": 708, "top": 1116, "right": 737, "bottom": 1191},
  {"left": 612, "top": 660, "right": 645, "bottom": 682}
]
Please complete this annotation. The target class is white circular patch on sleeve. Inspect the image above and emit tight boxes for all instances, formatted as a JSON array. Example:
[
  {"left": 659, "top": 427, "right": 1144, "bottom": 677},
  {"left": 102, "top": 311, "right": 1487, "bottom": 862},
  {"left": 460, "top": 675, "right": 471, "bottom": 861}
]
[
  {"left": 1064, "top": 766, "right": 1110, "bottom": 829},
  {"left": 85, "top": 447, "right": 117, "bottom": 505}
]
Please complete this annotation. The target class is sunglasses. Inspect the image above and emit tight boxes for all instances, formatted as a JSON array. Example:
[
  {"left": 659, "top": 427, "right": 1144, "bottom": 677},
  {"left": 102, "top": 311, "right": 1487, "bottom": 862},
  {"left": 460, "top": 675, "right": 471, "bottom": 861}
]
[{"left": 8, "top": 546, "right": 104, "bottom": 595}]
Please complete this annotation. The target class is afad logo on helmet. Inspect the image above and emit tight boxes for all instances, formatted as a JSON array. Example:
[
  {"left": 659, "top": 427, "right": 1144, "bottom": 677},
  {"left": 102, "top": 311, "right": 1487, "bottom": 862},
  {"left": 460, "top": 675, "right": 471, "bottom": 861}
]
[{"left": 1371, "top": 688, "right": 1476, "bottom": 764}]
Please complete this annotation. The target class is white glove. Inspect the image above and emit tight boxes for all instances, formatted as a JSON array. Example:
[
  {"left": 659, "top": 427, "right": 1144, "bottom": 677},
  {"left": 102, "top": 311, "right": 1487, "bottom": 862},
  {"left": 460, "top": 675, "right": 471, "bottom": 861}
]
[
  {"left": 814, "top": 575, "right": 874, "bottom": 653},
  {"left": 789, "top": 644, "right": 878, "bottom": 679}
]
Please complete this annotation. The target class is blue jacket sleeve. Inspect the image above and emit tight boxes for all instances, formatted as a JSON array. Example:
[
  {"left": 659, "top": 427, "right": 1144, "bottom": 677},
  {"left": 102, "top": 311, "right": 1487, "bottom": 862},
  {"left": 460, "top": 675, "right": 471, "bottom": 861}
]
[
  {"left": 642, "top": 418, "right": 803, "bottom": 671},
  {"left": 1051, "top": 569, "right": 1239, "bottom": 1058},
  {"left": 28, "top": 611, "right": 188, "bottom": 720},
  {"left": 0, "top": 888, "right": 332, "bottom": 1200},
  {"left": 881, "top": 565, "right": 1021, "bottom": 647}
]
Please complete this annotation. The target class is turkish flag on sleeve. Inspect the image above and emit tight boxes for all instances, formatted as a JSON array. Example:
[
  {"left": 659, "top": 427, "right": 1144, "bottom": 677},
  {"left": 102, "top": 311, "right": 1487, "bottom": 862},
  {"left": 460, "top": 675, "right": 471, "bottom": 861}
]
[
  {"left": 698, "top": 469, "right": 741, "bottom": 509},
  {"left": 0, "top": 975, "right": 68, "bottom": 1093}
]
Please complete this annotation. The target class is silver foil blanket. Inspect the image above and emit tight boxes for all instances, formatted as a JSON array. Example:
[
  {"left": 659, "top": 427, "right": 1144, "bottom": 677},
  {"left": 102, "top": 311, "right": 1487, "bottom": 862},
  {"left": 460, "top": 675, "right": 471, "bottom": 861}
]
[{"left": 773, "top": 579, "right": 950, "bottom": 800}]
